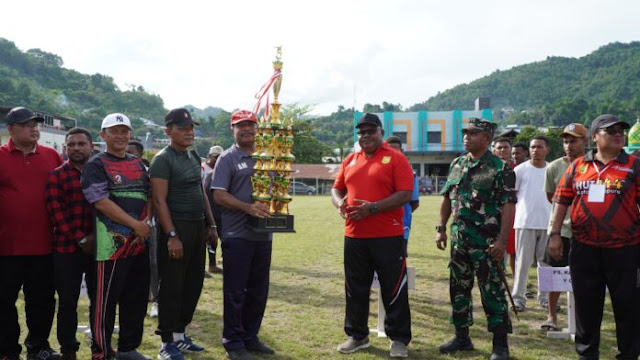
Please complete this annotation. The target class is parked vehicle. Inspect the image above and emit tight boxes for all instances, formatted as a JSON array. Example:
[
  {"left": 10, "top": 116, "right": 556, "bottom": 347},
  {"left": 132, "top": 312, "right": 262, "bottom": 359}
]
[{"left": 289, "top": 181, "right": 317, "bottom": 195}]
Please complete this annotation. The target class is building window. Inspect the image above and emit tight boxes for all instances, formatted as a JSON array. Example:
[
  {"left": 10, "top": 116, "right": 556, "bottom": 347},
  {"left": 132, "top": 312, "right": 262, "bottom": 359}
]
[
  {"left": 392, "top": 132, "right": 407, "bottom": 143},
  {"left": 411, "top": 163, "right": 421, "bottom": 175},
  {"left": 427, "top": 131, "right": 441, "bottom": 144}
]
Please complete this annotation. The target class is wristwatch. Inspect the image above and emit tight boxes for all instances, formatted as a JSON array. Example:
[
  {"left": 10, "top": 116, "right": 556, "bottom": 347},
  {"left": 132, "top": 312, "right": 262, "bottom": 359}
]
[
  {"left": 435, "top": 225, "right": 446, "bottom": 233},
  {"left": 369, "top": 202, "right": 379, "bottom": 214},
  {"left": 167, "top": 230, "right": 178, "bottom": 238}
]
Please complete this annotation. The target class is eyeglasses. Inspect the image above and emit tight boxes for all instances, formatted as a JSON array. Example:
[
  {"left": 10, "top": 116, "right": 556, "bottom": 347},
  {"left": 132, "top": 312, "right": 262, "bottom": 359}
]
[
  {"left": 600, "top": 127, "right": 626, "bottom": 136},
  {"left": 356, "top": 128, "right": 379, "bottom": 136},
  {"left": 13, "top": 121, "right": 39, "bottom": 129}
]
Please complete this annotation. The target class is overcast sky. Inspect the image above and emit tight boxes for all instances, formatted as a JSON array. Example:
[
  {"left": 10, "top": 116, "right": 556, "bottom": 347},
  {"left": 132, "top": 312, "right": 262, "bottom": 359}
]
[{"left": 2, "top": 0, "right": 640, "bottom": 116}]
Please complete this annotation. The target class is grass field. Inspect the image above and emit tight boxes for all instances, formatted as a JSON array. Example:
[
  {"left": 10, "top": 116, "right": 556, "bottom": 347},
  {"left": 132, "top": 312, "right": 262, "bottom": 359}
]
[{"left": 17, "top": 196, "right": 620, "bottom": 359}]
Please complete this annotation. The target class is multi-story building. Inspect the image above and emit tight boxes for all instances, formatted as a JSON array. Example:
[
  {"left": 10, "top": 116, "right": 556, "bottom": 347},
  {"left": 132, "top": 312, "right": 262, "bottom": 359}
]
[
  {"left": 354, "top": 107, "right": 492, "bottom": 178},
  {"left": 0, "top": 106, "right": 76, "bottom": 153}
]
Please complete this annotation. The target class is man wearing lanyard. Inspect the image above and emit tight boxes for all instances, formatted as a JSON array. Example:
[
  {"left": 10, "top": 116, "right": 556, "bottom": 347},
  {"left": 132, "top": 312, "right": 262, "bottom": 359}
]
[{"left": 549, "top": 114, "right": 640, "bottom": 360}]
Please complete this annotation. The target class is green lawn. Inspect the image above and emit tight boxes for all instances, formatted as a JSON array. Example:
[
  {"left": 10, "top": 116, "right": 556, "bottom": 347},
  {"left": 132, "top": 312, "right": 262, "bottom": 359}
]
[{"left": 17, "top": 196, "right": 619, "bottom": 359}]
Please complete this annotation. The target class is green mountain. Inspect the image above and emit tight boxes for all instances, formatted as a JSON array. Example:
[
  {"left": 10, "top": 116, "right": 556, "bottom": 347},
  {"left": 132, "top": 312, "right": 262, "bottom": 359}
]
[
  {"left": 186, "top": 105, "right": 224, "bottom": 120},
  {"left": 3, "top": 36, "right": 640, "bottom": 158},
  {"left": 0, "top": 38, "right": 170, "bottom": 136},
  {"left": 409, "top": 41, "right": 640, "bottom": 126}
]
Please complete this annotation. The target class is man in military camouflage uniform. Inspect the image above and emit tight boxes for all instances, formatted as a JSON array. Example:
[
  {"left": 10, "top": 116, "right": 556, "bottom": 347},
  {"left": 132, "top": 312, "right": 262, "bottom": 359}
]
[{"left": 435, "top": 118, "right": 516, "bottom": 360}]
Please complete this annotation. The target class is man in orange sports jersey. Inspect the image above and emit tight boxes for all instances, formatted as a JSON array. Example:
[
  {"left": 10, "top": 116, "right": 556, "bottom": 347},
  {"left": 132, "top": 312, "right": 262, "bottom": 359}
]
[
  {"left": 331, "top": 113, "right": 413, "bottom": 358},
  {"left": 549, "top": 114, "right": 640, "bottom": 360}
]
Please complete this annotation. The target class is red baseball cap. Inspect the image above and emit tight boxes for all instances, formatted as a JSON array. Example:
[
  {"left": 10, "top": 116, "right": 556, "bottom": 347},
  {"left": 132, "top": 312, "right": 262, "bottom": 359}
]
[{"left": 230, "top": 110, "right": 258, "bottom": 125}]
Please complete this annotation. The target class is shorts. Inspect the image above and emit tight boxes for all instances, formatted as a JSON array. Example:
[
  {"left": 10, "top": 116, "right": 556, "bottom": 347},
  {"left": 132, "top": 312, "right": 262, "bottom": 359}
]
[{"left": 543, "top": 236, "right": 570, "bottom": 267}]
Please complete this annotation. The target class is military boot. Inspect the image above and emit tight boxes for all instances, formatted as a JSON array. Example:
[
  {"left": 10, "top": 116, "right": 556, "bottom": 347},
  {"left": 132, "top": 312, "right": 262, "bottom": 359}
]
[
  {"left": 490, "top": 329, "right": 510, "bottom": 360},
  {"left": 439, "top": 327, "right": 474, "bottom": 354}
]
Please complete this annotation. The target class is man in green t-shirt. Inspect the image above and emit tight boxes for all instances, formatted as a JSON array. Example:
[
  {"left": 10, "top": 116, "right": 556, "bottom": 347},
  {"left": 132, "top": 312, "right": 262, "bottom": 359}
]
[
  {"left": 541, "top": 123, "right": 586, "bottom": 331},
  {"left": 150, "top": 108, "right": 218, "bottom": 360}
]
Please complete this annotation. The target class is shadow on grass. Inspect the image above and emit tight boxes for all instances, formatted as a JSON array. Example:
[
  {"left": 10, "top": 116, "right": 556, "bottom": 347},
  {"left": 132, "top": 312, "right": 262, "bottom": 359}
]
[
  {"left": 267, "top": 281, "right": 344, "bottom": 308},
  {"left": 271, "top": 265, "right": 342, "bottom": 281}
]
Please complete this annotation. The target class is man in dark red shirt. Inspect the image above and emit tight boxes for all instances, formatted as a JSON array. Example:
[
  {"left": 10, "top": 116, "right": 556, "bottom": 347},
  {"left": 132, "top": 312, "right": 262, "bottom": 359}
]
[
  {"left": 0, "top": 107, "right": 63, "bottom": 360},
  {"left": 550, "top": 114, "right": 640, "bottom": 360},
  {"left": 45, "top": 127, "right": 95, "bottom": 360},
  {"left": 331, "top": 113, "right": 413, "bottom": 358}
]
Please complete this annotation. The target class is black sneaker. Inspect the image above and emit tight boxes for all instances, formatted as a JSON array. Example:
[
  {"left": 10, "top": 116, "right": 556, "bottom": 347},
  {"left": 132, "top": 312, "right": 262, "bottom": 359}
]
[
  {"left": 490, "top": 345, "right": 510, "bottom": 360},
  {"left": 438, "top": 336, "right": 474, "bottom": 354},
  {"left": 27, "top": 348, "right": 62, "bottom": 360},
  {"left": 245, "top": 341, "right": 274, "bottom": 354},
  {"left": 226, "top": 349, "right": 254, "bottom": 360}
]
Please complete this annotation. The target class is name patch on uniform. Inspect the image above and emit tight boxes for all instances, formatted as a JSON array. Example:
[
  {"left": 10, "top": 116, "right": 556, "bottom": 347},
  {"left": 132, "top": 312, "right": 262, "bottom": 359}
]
[
  {"left": 613, "top": 165, "right": 633, "bottom": 173},
  {"left": 237, "top": 162, "right": 248, "bottom": 170},
  {"left": 382, "top": 156, "right": 391, "bottom": 164}
]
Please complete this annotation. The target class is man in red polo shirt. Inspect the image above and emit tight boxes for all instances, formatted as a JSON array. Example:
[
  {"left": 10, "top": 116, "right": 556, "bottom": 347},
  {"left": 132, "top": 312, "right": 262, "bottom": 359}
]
[
  {"left": 0, "top": 107, "right": 63, "bottom": 360},
  {"left": 331, "top": 113, "right": 413, "bottom": 358},
  {"left": 549, "top": 114, "right": 640, "bottom": 360}
]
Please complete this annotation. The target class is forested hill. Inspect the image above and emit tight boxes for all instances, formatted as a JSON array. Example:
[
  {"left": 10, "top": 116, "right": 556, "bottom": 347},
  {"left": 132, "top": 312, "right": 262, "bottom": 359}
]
[
  {"left": 3, "top": 36, "right": 640, "bottom": 159},
  {"left": 409, "top": 42, "right": 640, "bottom": 125},
  {"left": 0, "top": 38, "right": 170, "bottom": 133}
]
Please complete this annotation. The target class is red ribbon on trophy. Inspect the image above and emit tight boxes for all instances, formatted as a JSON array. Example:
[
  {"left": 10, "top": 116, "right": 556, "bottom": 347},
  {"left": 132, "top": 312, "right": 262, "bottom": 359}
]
[{"left": 253, "top": 70, "right": 281, "bottom": 122}]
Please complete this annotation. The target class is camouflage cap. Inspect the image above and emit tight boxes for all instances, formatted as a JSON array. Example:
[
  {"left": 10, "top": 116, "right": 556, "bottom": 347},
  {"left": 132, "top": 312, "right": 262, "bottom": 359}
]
[{"left": 462, "top": 118, "right": 496, "bottom": 134}]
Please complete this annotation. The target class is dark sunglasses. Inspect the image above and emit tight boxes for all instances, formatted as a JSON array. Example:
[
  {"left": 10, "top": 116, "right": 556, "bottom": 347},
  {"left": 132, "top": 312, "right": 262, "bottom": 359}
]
[
  {"left": 356, "top": 127, "right": 379, "bottom": 136},
  {"left": 600, "top": 127, "right": 626, "bottom": 135}
]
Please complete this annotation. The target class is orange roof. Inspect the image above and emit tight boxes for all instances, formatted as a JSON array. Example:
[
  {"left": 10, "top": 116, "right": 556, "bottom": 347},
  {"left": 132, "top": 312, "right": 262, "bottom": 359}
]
[{"left": 290, "top": 164, "right": 341, "bottom": 180}]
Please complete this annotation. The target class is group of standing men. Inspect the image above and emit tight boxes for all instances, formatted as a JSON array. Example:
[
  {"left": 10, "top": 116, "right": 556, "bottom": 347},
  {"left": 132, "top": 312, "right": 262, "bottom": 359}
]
[
  {"left": 0, "top": 106, "right": 276, "bottom": 360},
  {"left": 435, "top": 115, "right": 640, "bottom": 360},
  {"left": 3, "top": 104, "right": 639, "bottom": 360}
]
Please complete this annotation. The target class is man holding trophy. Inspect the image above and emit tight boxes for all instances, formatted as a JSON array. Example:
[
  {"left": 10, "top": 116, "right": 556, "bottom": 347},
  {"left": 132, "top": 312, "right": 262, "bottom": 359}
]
[{"left": 211, "top": 110, "right": 274, "bottom": 360}]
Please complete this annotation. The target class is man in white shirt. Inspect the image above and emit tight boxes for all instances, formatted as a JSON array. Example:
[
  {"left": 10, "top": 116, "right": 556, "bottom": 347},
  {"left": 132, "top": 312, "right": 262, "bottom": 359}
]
[{"left": 511, "top": 136, "right": 552, "bottom": 312}]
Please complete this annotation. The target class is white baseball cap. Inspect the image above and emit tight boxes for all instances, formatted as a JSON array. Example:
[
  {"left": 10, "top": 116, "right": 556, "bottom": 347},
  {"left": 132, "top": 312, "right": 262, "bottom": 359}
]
[
  {"left": 208, "top": 146, "right": 224, "bottom": 156},
  {"left": 101, "top": 113, "right": 132, "bottom": 129}
]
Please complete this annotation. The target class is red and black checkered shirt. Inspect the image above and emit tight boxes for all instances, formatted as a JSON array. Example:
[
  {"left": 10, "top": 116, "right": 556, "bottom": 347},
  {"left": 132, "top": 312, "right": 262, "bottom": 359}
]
[{"left": 45, "top": 160, "right": 93, "bottom": 253}]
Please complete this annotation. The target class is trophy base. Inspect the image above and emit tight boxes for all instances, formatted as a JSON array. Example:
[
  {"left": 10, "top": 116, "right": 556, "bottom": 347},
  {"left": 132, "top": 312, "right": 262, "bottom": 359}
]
[{"left": 246, "top": 214, "right": 295, "bottom": 233}]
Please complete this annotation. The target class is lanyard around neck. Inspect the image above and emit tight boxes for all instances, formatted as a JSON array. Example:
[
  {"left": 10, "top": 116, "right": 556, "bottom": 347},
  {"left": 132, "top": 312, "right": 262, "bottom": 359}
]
[{"left": 592, "top": 161, "right": 612, "bottom": 181}]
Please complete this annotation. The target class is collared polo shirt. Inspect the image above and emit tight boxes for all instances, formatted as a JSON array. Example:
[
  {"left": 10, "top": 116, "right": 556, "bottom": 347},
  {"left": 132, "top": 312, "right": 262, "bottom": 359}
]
[
  {"left": 0, "top": 138, "right": 62, "bottom": 255},
  {"left": 334, "top": 142, "right": 414, "bottom": 238},
  {"left": 211, "top": 144, "right": 270, "bottom": 241},
  {"left": 553, "top": 149, "right": 640, "bottom": 248}
]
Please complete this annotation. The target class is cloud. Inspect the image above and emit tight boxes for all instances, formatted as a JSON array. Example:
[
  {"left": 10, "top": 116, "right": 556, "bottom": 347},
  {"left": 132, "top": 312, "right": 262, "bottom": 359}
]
[{"left": 3, "top": 0, "right": 640, "bottom": 115}]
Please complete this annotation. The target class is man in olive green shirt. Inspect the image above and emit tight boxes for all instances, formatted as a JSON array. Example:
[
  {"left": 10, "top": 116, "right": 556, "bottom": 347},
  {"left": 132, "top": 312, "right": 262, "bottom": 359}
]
[
  {"left": 150, "top": 108, "right": 218, "bottom": 359},
  {"left": 541, "top": 123, "right": 587, "bottom": 331}
]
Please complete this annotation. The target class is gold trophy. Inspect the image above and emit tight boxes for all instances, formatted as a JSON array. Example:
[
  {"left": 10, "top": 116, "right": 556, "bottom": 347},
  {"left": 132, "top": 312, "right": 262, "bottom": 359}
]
[{"left": 247, "top": 47, "right": 295, "bottom": 233}]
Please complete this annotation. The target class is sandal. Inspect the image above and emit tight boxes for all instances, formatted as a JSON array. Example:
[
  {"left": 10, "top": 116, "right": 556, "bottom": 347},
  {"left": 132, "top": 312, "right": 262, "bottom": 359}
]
[
  {"left": 540, "top": 320, "right": 558, "bottom": 331},
  {"left": 512, "top": 301, "right": 525, "bottom": 312}
]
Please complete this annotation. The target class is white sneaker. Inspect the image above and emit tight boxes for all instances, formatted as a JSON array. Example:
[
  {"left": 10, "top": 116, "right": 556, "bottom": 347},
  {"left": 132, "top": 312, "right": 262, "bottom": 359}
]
[{"left": 149, "top": 302, "right": 159, "bottom": 317}]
